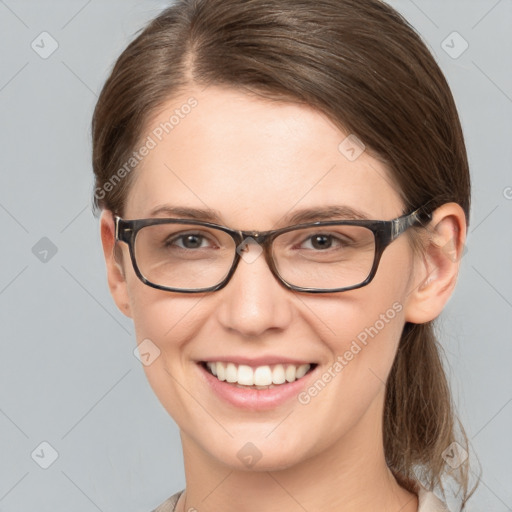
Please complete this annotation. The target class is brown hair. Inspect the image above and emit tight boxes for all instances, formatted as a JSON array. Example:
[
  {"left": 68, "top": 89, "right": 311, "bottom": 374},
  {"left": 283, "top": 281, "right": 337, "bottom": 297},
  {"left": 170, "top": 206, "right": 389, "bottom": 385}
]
[{"left": 91, "top": 0, "right": 480, "bottom": 507}]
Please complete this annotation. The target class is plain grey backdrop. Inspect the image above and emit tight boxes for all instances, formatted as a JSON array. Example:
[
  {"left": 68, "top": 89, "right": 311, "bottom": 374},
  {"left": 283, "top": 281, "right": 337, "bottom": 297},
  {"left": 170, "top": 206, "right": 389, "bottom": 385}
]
[{"left": 0, "top": 0, "right": 511, "bottom": 510}]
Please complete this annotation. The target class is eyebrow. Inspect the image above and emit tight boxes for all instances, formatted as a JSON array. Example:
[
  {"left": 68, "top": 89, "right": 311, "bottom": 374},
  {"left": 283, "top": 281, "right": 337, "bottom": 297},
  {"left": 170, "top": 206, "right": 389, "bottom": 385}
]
[{"left": 147, "top": 204, "right": 371, "bottom": 226}]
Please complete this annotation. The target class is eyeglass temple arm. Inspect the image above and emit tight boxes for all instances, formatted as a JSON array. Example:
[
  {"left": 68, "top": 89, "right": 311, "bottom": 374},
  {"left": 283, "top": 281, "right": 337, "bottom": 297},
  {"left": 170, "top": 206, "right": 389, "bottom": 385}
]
[
  {"left": 113, "top": 215, "right": 121, "bottom": 241},
  {"left": 113, "top": 215, "right": 130, "bottom": 243},
  {"left": 391, "top": 206, "right": 432, "bottom": 240}
]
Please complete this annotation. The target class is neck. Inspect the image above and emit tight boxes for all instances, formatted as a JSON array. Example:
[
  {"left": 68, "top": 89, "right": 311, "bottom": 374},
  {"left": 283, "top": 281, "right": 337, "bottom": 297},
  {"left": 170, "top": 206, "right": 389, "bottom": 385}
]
[{"left": 176, "top": 388, "right": 418, "bottom": 512}]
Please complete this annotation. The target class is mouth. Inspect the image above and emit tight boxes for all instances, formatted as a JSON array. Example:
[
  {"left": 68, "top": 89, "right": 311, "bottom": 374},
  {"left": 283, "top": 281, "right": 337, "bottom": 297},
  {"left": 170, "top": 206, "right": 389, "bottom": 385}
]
[{"left": 199, "top": 361, "right": 318, "bottom": 389}]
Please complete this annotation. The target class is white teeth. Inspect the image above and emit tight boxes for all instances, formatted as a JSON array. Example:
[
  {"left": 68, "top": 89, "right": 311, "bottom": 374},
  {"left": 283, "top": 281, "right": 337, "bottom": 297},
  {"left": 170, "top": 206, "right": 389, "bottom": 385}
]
[
  {"left": 216, "top": 363, "right": 226, "bottom": 381},
  {"left": 205, "top": 361, "right": 312, "bottom": 386},
  {"left": 295, "top": 364, "right": 309, "bottom": 379},
  {"left": 272, "top": 364, "right": 286, "bottom": 384},
  {"left": 254, "top": 366, "right": 272, "bottom": 386},
  {"left": 237, "top": 365, "right": 254, "bottom": 385},
  {"left": 285, "top": 365, "right": 296, "bottom": 382},
  {"left": 207, "top": 361, "right": 217, "bottom": 376},
  {"left": 225, "top": 362, "right": 237, "bottom": 383}
]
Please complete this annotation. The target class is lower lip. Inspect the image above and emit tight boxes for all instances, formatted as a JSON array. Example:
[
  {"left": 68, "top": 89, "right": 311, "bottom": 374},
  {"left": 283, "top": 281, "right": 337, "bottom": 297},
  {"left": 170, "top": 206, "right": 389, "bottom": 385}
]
[{"left": 197, "top": 362, "right": 318, "bottom": 410}]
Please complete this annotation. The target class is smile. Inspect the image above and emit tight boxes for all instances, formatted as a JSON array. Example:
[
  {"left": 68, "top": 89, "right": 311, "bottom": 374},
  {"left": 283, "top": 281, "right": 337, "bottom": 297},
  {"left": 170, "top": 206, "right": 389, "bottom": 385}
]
[{"left": 200, "top": 361, "right": 317, "bottom": 389}]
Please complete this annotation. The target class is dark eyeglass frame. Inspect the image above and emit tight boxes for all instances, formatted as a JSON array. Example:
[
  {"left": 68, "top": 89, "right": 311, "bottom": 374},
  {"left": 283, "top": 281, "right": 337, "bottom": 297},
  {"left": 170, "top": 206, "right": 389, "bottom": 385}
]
[{"left": 114, "top": 204, "right": 432, "bottom": 294}]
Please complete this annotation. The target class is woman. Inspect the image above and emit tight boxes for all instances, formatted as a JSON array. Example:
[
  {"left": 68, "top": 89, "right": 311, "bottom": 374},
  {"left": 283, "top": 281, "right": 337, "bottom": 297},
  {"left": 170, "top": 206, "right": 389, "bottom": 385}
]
[{"left": 91, "top": 0, "right": 480, "bottom": 510}]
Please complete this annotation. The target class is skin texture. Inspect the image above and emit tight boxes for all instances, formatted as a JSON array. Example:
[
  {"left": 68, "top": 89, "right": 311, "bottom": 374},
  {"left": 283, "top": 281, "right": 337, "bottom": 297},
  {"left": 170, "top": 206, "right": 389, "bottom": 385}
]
[{"left": 100, "top": 85, "right": 466, "bottom": 512}]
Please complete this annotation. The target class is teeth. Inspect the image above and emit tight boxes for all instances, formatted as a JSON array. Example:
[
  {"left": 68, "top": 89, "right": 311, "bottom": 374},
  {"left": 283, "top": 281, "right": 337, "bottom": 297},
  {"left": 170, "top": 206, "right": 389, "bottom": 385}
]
[
  {"left": 254, "top": 366, "right": 272, "bottom": 386},
  {"left": 225, "top": 363, "right": 237, "bottom": 382},
  {"left": 205, "top": 361, "right": 312, "bottom": 386},
  {"left": 272, "top": 364, "right": 286, "bottom": 384}
]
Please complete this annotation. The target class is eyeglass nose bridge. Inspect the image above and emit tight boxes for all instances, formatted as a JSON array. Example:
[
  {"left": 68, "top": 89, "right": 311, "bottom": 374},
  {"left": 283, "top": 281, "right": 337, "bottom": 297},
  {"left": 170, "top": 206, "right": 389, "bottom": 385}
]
[
  {"left": 234, "top": 230, "right": 274, "bottom": 260},
  {"left": 227, "top": 230, "right": 286, "bottom": 287},
  {"left": 237, "top": 229, "right": 272, "bottom": 242}
]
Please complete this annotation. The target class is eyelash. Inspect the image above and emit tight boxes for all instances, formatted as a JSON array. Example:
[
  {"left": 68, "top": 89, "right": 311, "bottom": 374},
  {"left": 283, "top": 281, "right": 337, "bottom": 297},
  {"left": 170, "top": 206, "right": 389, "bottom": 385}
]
[{"left": 166, "top": 232, "right": 352, "bottom": 251}]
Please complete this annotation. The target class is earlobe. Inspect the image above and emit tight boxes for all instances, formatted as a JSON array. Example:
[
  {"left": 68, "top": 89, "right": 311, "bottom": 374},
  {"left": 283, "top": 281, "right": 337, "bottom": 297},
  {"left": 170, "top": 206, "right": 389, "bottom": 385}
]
[
  {"left": 99, "top": 210, "right": 133, "bottom": 318},
  {"left": 404, "top": 203, "right": 467, "bottom": 324}
]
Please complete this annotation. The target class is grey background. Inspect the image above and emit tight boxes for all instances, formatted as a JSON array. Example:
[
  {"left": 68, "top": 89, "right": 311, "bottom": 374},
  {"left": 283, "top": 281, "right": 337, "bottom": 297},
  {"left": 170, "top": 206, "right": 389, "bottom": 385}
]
[{"left": 0, "top": 0, "right": 511, "bottom": 510}]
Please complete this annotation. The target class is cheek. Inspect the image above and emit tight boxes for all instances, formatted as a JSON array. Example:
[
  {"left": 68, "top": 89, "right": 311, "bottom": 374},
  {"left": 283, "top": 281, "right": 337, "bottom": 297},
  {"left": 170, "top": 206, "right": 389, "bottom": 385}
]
[
  {"left": 129, "top": 285, "right": 203, "bottom": 353},
  {"left": 337, "top": 252, "right": 410, "bottom": 375},
  {"left": 301, "top": 243, "right": 409, "bottom": 358},
  {"left": 291, "top": 293, "right": 405, "bottom": 449},
  {"left": 336, "top": 299, "right": 405, "bottom": 383},
  {"left": 128, "top": 291, "right": 206, "bottom": 419},
  {"left": 308, "top": 290, "right": 406, "bottom": 385},
  {"left": 294, "top": 247, "right": 410, "bottom": 409},
  {"left": 123, "top": 251, "right": 203, "bottom": 344}
]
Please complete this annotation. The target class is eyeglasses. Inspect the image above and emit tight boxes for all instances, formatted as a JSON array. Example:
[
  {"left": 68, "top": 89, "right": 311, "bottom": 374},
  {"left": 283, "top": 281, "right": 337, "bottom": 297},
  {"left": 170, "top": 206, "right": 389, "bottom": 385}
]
[{"left": 114, "top": 204, "right": 432, "bottom": 294}]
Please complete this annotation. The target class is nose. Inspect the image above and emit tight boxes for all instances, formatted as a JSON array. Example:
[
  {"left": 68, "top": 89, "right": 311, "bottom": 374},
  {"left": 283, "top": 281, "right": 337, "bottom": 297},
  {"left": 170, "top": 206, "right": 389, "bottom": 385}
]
[{"left": 215, "top": 240, "right": 293, "bottom": 338}]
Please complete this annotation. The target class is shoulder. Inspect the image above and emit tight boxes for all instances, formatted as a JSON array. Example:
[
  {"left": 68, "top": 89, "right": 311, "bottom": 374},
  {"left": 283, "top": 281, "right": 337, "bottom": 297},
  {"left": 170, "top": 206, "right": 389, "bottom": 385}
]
[
  {"left": 151, "top": 490, "right": 184, "bottom": 512},
  {"left": 416, "top": 483, "right": 450, "bottom": 512}
]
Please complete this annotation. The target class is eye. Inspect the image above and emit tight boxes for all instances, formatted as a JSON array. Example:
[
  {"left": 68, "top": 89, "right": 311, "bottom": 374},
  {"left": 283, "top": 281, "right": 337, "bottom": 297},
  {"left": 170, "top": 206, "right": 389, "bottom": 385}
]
[
  {"left": 166, "top": 232, "right": 215, "bottom": 250},
  {"left": 300, "top": 233, "right": 348, "bottom": 250}
]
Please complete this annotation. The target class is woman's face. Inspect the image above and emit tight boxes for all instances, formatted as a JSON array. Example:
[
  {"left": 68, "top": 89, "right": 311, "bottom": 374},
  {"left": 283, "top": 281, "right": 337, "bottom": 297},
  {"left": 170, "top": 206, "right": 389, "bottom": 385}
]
[{"left": 104, "top": 86, "right": 422, "bottom": 471}]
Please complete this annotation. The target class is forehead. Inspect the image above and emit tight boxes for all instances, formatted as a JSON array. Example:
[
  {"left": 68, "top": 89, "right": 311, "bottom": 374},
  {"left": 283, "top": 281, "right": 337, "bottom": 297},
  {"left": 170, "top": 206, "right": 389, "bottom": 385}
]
[{"left": 124, "top": 86, "right": 403, "bottom": 227}]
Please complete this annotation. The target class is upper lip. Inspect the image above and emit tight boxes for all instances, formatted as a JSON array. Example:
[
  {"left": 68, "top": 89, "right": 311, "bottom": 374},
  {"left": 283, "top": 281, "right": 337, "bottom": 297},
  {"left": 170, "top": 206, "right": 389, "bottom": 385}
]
[{"left": 197, "top": 356, "right": 316, "bottom": 366}]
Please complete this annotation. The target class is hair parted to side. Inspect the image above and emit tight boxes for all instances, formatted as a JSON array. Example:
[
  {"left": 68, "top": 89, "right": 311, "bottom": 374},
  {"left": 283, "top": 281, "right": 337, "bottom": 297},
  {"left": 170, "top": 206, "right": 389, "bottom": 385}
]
[{"left": 91, "top": 0, "right": 480, "bottom": 508}]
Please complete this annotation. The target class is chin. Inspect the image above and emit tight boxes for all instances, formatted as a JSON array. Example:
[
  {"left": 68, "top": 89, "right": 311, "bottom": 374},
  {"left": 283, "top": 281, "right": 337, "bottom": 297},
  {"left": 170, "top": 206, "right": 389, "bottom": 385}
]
[{"left": 203, "top": 434, "right": 311, "bottom": 473}]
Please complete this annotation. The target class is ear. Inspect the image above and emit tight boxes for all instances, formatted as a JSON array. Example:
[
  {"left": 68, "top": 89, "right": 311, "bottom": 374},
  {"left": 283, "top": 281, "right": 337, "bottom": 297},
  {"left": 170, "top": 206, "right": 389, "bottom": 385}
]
[
  {"left": 99, "top": 210, "right": 133, "bottom": 318},
  {"left": 404, "top": 202, "right": 467, "bottom": 324}
]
